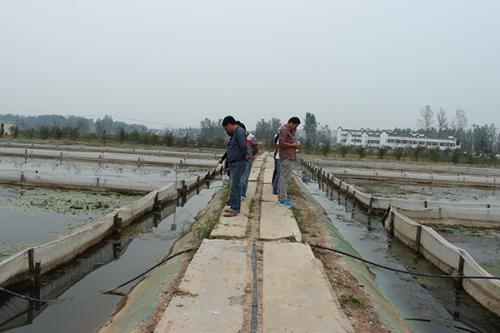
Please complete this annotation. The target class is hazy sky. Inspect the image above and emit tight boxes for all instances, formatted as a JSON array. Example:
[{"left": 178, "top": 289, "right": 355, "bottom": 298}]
[{"left": 1, "top": 0, "right": 499, "bottom": 130}]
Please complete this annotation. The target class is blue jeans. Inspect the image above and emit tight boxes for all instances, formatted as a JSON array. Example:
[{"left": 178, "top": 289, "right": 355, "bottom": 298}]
[
  {"left": 229, "top": 160, "right": 245, "bottom": 213},
  {"left": 272, "top": 159, "right": 280, "bottom": 194},
  {"left": 240, "top": 160, "right": 252, "bottom": 197}
]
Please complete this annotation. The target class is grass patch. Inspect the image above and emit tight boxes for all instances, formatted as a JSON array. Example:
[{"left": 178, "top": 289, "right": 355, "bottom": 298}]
[
  {"left": 249, "top": 198, "right": 256, "bottom": 215},
  {"left": 194, "top": 218, "right": 219, "bottom": 240},
  {"left": 291, "top": 207, "right": 304, "bottom": 223},
  {"left": 339, "top": 293, "right": 365, "bottom": 307}
]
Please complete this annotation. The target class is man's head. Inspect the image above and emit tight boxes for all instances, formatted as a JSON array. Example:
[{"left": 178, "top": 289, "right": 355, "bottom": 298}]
[
  {"left": 287, "top": 117, "right": 301, "bottom": 131},
  {"left": 222, "top": 116, "right": 238, "bottom": 135}
]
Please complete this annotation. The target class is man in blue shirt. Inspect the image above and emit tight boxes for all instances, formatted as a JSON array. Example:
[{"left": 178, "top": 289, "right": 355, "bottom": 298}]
[{"left": 222, "top": 116, "right": 247, "bottom": 217}]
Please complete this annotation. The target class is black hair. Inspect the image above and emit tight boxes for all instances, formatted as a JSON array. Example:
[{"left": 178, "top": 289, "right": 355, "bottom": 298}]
[
  {"left": 288, "top": 117, "right": 301, "bottom": 125},
  {"left": 236, "top": 121, "right": 246, "bottom": 130},
  {"left": 222, "top": 116, "right": 236, "bottom": 126}
]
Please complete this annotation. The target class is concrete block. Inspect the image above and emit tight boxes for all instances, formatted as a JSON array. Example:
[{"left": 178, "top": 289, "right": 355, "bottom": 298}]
[
  {"left": 263, "top": 242, "right": 354, "bottom": 333},
  {"left": 155, "top": 240, "right": 248, "bottom": 333},
  {"left": 260, "top": 201, "right": 301, "bottom": 242}
]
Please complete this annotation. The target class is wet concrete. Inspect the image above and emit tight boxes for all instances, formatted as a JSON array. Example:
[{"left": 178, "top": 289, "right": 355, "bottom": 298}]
[
  {"left": 300, "top": 170, "right": 500, "bottom": 333},
  {"left": 0, "top": 180, "right": 221, "bottom": 333}
]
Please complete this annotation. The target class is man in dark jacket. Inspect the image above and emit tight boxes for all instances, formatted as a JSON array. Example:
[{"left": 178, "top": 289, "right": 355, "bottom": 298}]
[{"left": 222, "top": 116, "right": 247, "bottom": 217}]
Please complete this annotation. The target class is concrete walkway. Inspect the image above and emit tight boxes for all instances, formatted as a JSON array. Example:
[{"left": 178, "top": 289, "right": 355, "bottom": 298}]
[{"left": 154, "top": 154, "right": 353, "bottom": 332}]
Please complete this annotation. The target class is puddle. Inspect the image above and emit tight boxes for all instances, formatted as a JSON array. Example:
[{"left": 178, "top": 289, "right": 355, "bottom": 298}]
[
  {"left": 0, "top": 180, "right": 222, "bottom": 333},
  {"left": 300, "top": 170, "right": 500, "bottom": 333}
]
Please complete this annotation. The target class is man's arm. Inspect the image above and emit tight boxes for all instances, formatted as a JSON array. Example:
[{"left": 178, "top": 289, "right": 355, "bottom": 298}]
[
  {"left": 278, "top": 129, "right": 299, "bottom": 149},
  {"left": 236, "top": 128, "right": 247, "bottom": 159}
]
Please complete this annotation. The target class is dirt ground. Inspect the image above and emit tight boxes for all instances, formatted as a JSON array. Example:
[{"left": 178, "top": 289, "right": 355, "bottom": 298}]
[{"left": 289, "top": 181, "right": 389, "bottom": 333}]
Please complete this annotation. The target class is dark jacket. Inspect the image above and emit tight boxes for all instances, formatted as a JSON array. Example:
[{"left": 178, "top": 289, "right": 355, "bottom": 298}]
[{"left": 226, "top": 127, "right": 247, "bottom": 163}]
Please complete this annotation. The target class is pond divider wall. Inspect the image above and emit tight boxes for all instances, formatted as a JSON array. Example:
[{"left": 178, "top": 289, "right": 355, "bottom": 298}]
[
  {"left": 301, "top": 159, "right": 500, "bottom": 214},
  {"left": 301, "top": 159, "right": 500, "bottom": 317},
  {"left": 384, "top": 208, "right": 500, "bottom": 317},
  {"left": 0, "top": 147, "right": 218, "bottom": 168},
  {"left": 322, "top": 167, "right": 500, "bottom": 188},
  {"left": 0, "top": 169, "right": 155, "bottom": 193},
  {"left": 0, "top": 164, "right": 223, "bottom": 288},
  {"left": 313, "top": 158, "right": 500, "bottom": 177},
  {"left": 0, "top": 141, "right": 223, "bottom": 160}
]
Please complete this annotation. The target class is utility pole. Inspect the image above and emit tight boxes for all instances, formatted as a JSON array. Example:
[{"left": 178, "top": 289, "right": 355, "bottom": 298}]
[{"left": 471, "top": 124, "right": 478, "bottom": 154}]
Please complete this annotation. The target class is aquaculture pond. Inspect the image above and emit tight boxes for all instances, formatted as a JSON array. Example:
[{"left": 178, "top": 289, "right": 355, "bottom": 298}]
[
  {"left": 344, "top": 178, "right": 500, "bottom": 205},
  {"left": 0, "top": 180, "right": 222, "bottom": 333},
  {"left": 0, "top": 184, "right": 141, "bottom": 261},
  {"left": 430, "top": 225, "right": 500, "bottom": 277},
  {"left": 0, "top": 156, "right": 211, "bottom": 191},
  {"left": 299, "top": 170, "right": 500, "bottom": 333}
]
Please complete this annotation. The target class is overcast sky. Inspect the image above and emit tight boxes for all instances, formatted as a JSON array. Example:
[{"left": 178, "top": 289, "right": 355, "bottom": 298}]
[{"left": 1, "top": 0, "right": 499, "bottom": 130}]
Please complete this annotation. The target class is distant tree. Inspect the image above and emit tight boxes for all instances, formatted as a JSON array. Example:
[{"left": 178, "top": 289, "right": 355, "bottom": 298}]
[
  {"left": 436, "top": 108, "right": 448, "bottom": 134},
  {"left": 39, "top": 126, "right": 50, "bottom": 139},
  {"left": 356, "top": 147, "right": 366, "bottom": 159},
  {"left": 452, "top": 149, "right": 462, "bottom": 164},
  {"left": 129, "top": 129, "right": 140, "bottom": 143},
  {"left": 118, "top": 127, "right": 127, "bottom": 143},
  {"left": 394, "top": 148, "right": 404, "bottom": 161},
  {"left": 377, "top": 147, "right": 387, "bottom": 159},
  {"left": 417, "top": 105, "right": 434, "bottom": 132},
  {"left": 453, "top": 109, "right": 468, "bottom": 132},
  {"left": 163, "top": 131, "right": 175, "bottom": 146},
  {"left": 68, "top": 127, "right": 80, "bottom": 141},
  {"left": 412, "top": 146, "right": 423, "bottom": 161},
  {"left": 11, "top": 126, "right": 19, "bottom": 138},
  {"left": 429, "top": 148, "right": 441, "bottom": 162},
  {"left": 303, "top": 113, "right": 318, "bottom": 146},
  {"left": 339, "top": 145, "right": 349, "bottom": 158}
]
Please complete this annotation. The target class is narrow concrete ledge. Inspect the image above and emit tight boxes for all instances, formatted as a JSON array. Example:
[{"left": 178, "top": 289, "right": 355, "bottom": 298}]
[
  {"left": 263, "top": 242, "right": 354, "bottom": 333},
  {"left": 261, "top": 184, "right": 277, "bottom": 202},
  {"left": 263, "top": 167, "right": 274, "bottom": 184},
  {"left": 260, "top": 201, "right": 302, "bottom": 242},
  {"left": 155, "top": 239, "right": 248, "bottom": 333},
  {"left": 249, "top": 167, "right": 260, "bottom": 182},
  {"left": 211, "top": 214, "right": 248, "bottom": 239}
]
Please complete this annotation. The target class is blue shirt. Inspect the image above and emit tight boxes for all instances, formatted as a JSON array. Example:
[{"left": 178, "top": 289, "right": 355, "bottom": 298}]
[{"left": 227, "top": 127, "right": 247, "bottom": 163}]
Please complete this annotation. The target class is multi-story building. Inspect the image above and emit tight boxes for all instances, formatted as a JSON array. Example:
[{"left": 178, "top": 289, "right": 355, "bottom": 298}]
[
  {"left": 0, "top": 121, "right": 16, "bottom": 136},
  {"left": 336, "top": 127, "right": 460, "bottom": 150}
]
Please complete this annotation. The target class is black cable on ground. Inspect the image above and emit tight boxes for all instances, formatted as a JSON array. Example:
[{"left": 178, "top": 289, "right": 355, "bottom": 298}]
[
  {"left": 0, "top": 247, "right": 197, "bottom": 304},
  {"left": 102, "top": 247, "right": 196, "bottom": 294},
  {"left": 308, "top": 243, "right": 500, "bottom": 280}
]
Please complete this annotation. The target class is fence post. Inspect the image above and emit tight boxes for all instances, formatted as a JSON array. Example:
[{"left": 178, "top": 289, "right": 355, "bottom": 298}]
[
  {"left": 415, "top": 225, "right": 422, "bottom": 255},
  {"left": 457, "top": 254, "right": 465, "bottom": 290},
  {"left": 368, "top": 197, "right": 374, "bottom": 215},
  {"left": 28, "top": 248, "right": 41, "bottom": 288},
  {"left": 113, "top": 214, "right": 123, "bottom": 234}
]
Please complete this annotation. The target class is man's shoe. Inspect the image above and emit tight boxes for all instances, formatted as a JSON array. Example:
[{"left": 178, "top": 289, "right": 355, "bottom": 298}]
[
  {"left": 278, "top": 199, "right": 292, "bottom": 207},
  {"left": 240, "top": 196, "right": 246, "bottom": 201},
  {"left": 223, "top": 209, "right": 238, "bottom": 217}
]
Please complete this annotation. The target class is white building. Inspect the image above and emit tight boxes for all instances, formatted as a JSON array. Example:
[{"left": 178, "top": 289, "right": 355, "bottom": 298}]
[
  {"left": 337, "top": 127, "right": 460, "bottom": 150},
  {"left": 0, "top": 121, "right": 17, "bottom": 136}
]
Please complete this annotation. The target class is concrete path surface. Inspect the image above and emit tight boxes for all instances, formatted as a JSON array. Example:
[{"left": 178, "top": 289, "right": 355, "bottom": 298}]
[
  {"left": 154, "top": 239, "right": 248, "bottom": 333},
  {"left": 153, "top": 153, "right": 353, "bottom": 332},
  {"left": 260, "top": 201, "right": 302, "bottom": 242},
  {"left": 263, "top": 242, "right": 354, "bottom": 333}
]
